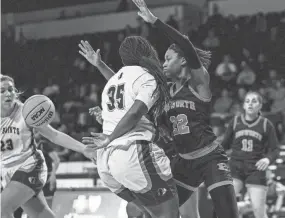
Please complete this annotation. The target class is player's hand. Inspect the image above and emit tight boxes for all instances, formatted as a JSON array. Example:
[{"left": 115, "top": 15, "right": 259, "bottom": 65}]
[
  {"left": 255, "top": 158, "right": 270, "bottom": 171},
  {"left": 82, "top": 132, "right": 110, "bottom": 150},
  {"left": 78, "top": 40, "right": 102, "bottom": 67},
  {"left": 132, "top": 0, "right": 157, "bottom": 24},
  {"left": 89, "top": 106, "right": 103, "bottom": 125},
  {"left": 48, "top": 173, "right": 56, "bottom": 191}
]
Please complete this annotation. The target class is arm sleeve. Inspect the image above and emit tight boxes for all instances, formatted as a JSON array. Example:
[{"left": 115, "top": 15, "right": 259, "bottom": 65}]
[
  {"left": 154, "top": 19, "right": 202, "bottom": 69},
  {"left": 132, "top": 73, "right": 158, "bottom": 111},
  {"left": 220, "top": 118, "right": 235, "bottom": 150},
  {"left": 265, "top": 120, "right": 280, "bottom": 163}
]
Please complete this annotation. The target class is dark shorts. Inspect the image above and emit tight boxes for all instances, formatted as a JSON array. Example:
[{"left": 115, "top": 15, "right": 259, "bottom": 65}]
[
  {"left": 42, "top": 172, "right": 57, "bottom": 197},
  {"left": 10, "top": 150, "right": 47, "bottom": 195},
  {"left": 171, "top": 145, "right": 233, "bottom": 205},
  {"left": 97, "top": 140, "right": 178, "bottom": 206},
  {"left": 229, "top": 159, "right": 267, "bottom": 186}
]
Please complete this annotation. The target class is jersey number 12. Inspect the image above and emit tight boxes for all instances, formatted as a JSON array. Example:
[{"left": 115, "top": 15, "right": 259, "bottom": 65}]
[
  {"left": 107, "top": 84, "right": 125, "bottom": 111},
  {"left": 170, "top": 114, "right": 190, "bottom": 136}
]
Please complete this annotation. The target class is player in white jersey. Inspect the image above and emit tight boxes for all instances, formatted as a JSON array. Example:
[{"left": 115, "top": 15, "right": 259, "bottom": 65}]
[
  {"left": 82, "top": 36, "right": 180, "bottom": 218},
  {"left": 1, "top": 75, "right": 91, "bottom": 218}
]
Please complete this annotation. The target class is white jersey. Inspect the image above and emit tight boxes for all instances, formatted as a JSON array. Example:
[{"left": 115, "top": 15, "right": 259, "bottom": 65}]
[
  {"left": 101, "top": 66, "right": 158, "bottom": 148},
  {"left": 1, "top": 102, "right": 36, "bottom": 167}
]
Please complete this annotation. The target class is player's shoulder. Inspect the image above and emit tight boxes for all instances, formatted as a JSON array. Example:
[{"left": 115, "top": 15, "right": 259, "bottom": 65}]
[
  {"left": 120, "top": 66, "right": 153, "bottom": 79},
  {"left": 260, "top": 116, "right": 274, "bottom": 131}
]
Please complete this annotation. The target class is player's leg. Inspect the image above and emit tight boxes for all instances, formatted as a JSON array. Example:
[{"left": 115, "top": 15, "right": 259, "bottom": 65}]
[
  {"left": 247, "top": 185, "right": 268, "bottom": 218},
  {"left": 108, "top": 141, "right": 180, "bottom": 218},
  {"left": 42, "top": 174, "right": 57, "bottom": 209},
  {"left": 2, "top": 150, "right": 52, "bottom": 218},
  {"left": 179, "top": 188, "right": 200, "bottom": 218},
  {"left": 245, "top": 168, "right": 268, "bottom": 218},
  {"left": 1, "top": 181, "right": 35, "bottom": 218},
  {"left": 13, "top": 208, "right": 24, "bottom": 218},
  {"left": 170, "top": 153, "right": 203, "bottom": 218},
  {"left": 96, "top": 148, "right": 149, "bottom": 215},
  {"left": 21, "top": 191, "right": 55, "bottom": 218},
  {"left": 203, "top": 146, "right": 239, "bottom": 218}
]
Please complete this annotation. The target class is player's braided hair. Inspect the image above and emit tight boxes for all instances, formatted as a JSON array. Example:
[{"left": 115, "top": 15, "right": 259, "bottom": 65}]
[
  {"left": 169, "top": 43, "right": 212, "bottom": 70},
  {"left": 119, "top": 36, "right": 170, "bottom": 126}
]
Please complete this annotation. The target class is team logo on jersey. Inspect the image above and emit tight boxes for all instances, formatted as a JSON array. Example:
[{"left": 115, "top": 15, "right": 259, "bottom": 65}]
[
  {"left": 28, "top": 177, "right": 37, "bottom": 184},
  {"left": 157, "top": 188, "right": 167, "bottom": 197},
  {"left": 217, "top": 163, "right": 230, "bottom": 172},
  {"left": 31, "top": 107, "right": 46, "bottom": 121}
]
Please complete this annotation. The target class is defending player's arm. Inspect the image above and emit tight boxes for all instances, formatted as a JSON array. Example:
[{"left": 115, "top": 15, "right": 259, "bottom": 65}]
[
  {"left": 221, "top": 118, "right": 235, "bottom": 156},
  {"left": 79, "top": 40, "right": 115, "bottom": 80},
  {"left": 133, "top": 0, "right": 210, "bottom": 90},
  {"left": 108, "top": 74, "right": 158, "bottom": 143},
  {"left": 36, "top": 125, "right": 86, "bottom": 154}
]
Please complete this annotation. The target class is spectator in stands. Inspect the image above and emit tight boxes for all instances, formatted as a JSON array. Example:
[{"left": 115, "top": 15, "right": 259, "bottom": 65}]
[
  {"left": 254, "top": 52, "right": 269, "bottom": 79},
  {"left": 43, "top": 78, "right": 60, "bottom": 97},
  {"left": 213, "top": 89, "right": 234, "bottom": 114},
  {"left": 215, "top": 54, "right": 238, "bottom": 86},
  {"left": 88, "top": 83, "right": 100, "bottom": 106},
  {"left": 258, "top": 87, "right": 272, "bottom": 112},
  {"left": 116, "top": 0, "right": 130, "bottom": 12},
  {"left": 269, "top": 81, "right": 285, "bottom": 113},
  {"left": 236, "top": 61, "right": 256, "bottom": 87},
  {"left": 202, "top": 29, "right": 220, "bottom": 50},
  {"left": 102, "top": 41, "right": 111, "bottom": 63}
]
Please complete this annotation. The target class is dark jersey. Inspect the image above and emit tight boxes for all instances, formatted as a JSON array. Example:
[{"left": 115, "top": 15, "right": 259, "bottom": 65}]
[
  {"left": 222, "top": 115, "right": 279, "bottom": 163},
  {"left": 37, "top": 137, "right": 55, "bottom": 172},
  {"left": 164, "top": 82, "right": 216, "bottom": 154}
]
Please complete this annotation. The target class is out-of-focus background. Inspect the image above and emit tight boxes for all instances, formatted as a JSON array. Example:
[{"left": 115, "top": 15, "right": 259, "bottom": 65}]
[{"left": 2, "top": 0, "right": 285, "bottom": 217}]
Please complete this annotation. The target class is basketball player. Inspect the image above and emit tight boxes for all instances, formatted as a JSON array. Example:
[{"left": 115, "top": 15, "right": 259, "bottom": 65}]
[
  {"left": 131, "top": 1, "right": 239, "bottom": 217},
  {"left": 82, "top": 36, "right": 180, "bottom": 218},
  {"left": 1, "top": 75, "right": 92, "bottom": 218},
  {"left": 221, "top": 92, "right": 279, "bottom": 218},
  {"left": 84, "top": 45, "right": 200, "bottom": 218},
  {"left": 82, "top": 1, "right": 237, "bottom": 217}
]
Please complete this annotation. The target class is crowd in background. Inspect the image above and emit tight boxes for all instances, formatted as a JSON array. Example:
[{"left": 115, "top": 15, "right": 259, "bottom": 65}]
[{"left": 2, "top": 8, "right": 285, "bottom": 162}]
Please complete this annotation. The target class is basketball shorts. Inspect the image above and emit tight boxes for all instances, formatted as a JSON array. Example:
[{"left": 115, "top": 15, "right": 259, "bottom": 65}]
[
  {"left": 172, "top": 143, "right": 233, "bottom": 205},
  {"left": 1, "top": 149, "right": 47, "bottom": 195},
  {"left": 96, "top": 140, "right": 177, "bottom": 206},
  {"left": 229, "top": 159, "right": 267, "bottom": 186},
  {"left": 42, "top": 172, "right": 57, "bottom": 198}
]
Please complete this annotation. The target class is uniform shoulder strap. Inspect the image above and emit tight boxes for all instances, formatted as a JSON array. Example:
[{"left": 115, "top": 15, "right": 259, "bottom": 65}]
[
  {"left": 233, "top": 115, "right": 239, "bottom": 131},
  {"left": 263, "top": 117, "right": 268, "bottom": 133}
]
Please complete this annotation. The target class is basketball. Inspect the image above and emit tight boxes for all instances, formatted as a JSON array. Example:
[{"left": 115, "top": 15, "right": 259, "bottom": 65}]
[{"left": 22, "top": 95, "right": 56, "bottom": 128}]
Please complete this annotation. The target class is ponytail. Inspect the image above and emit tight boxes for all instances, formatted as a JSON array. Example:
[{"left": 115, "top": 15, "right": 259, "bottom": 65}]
[{"left": 139, "top": 57, "right": 170, "bottom": 127}]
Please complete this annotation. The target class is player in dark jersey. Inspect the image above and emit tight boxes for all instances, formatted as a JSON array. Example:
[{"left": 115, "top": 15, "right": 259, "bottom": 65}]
[
  {"left": 221, "top": 91, "right": 279, "bottom": 218},
  {"left": 131, "top": 1, "right": 238, "bottom": 218}
]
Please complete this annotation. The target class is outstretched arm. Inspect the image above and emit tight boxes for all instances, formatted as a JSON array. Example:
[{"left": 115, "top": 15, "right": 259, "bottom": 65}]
[
  {"left": 79, "top": 40, "right": 115, "bottom": 80},
  {"left": 132, "top": 0, "right": 211, "bottom": 99},
  {"left": 36, "top": 125, "right": 85, "bottom": 154}
]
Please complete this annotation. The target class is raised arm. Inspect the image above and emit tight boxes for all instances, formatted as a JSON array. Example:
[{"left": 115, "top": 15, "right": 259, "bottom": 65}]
[
  {"left": 79, "top": 40, "right": 115, "bottom": 80},
  {"left": 132, "top": 0, "right": 211, "bottom": 99}
]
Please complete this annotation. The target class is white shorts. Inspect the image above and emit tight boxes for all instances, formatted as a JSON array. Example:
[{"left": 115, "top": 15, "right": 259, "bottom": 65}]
[
  {"left": 96, "top": 140, "right": 177, "bottom": 206},
  {"left": 1, "top": 150, "right": 47, "bottom": 194}
]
